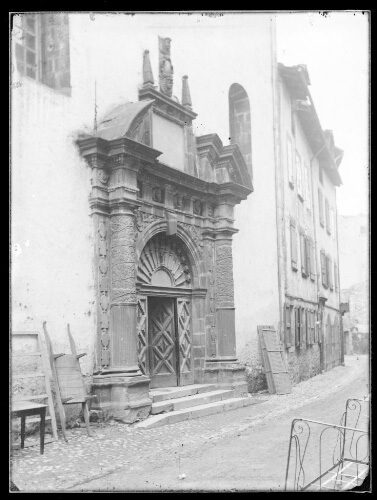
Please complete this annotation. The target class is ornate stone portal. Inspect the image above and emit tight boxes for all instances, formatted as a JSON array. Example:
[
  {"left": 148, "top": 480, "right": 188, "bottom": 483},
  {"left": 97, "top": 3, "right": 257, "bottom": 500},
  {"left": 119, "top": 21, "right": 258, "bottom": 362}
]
[{"left": 77, "top": 38, "right": 253, "bottom": 423}]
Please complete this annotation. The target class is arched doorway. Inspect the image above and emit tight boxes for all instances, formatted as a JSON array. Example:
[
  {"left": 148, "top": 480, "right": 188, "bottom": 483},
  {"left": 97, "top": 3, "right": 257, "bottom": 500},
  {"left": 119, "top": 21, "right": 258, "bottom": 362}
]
[{"left": 136, "top": 233, "right": 194, "bottom": 388}]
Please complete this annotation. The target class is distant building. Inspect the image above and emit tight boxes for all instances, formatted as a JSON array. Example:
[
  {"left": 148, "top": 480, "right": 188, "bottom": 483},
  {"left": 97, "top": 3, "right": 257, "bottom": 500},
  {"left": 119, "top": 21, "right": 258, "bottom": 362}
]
[
  {"left": 11, "top": 13, "right": 344, "bottom": 422},
  {"left": 338, "top": 214, "right": 369, "bottom": 355}
]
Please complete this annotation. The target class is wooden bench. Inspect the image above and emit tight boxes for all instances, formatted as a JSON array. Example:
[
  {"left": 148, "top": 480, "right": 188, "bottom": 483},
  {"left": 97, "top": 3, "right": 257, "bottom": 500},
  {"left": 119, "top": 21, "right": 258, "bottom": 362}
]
[{"left": 11, "top": 401, "right": 48, "bottom": 454}]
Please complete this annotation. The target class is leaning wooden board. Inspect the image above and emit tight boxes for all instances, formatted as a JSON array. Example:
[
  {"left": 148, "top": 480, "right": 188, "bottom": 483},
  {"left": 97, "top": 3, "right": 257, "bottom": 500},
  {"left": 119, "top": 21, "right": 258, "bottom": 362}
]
[
  {"left": 11, "top": 331, "right": 58, "bottom": 442},
  {"left": 257, "top": 325, "right": 292, "bottom": 395}
]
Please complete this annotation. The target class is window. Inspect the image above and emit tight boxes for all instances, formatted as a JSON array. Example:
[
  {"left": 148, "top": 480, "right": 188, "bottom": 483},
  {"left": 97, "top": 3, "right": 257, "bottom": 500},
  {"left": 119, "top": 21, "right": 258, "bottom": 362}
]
[
  {"left": 229, "top": 83, "right": 252, "bottom": 178},
  {"left": 309, "top": 238, "right": 315, "bottom": 281},
  {"left": 304, "top": 162, "right": 311, "bottom": 209},
  {"left": 290, "top": 220, "right": 298, "bottom": 271},
  {"left": 308, "top": 310, "right": 315, "bottom": 345},
  {"left": 296, "top": 152, "right": 303, "bottom": 200},
  {"left": 301, "top": 308, "right": 307, "bottom": 345},
  {"left": 334, "top": 261, "right": 339, "bottom": 292},
  {"left": 295, "top": 307, "right": 301, "bottom": 347},
  {"left": 320, "top": 250, "right": 327, "bottom": 288},
  {"left": 284, "top": 303, "right": 292, "bottom": 348},
  {"left": 325, "top": 198, "right": 330, "bottom": 234},
  {"left": 137, "top": 181, "right": 143, "bottom": 199},
  {"left": 319, "top": 164, "right": 323, "bottom": 184},
  {"left": 300, "top": 230, "right": 308, "bottom": 278},
  {"left": 13, "top": 13, "right": 71, "bottom": 95},
  {"left": 329, "top": 207, "right": 334, "bottom": 235},
  {"left": 327, "top": 255, "right": 333, "bottom": 290},
  {"left": 318, "top": 189, "right": 324, "bottom": 227},
  {"left": 287, "top": 136, "right": 294, "bottom": 187}
]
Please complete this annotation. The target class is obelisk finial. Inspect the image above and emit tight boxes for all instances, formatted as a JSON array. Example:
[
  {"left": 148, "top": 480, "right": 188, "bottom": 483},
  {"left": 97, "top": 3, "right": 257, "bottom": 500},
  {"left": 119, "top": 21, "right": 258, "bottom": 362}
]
[
  {"left": 142, "top": 50, "right": 154, "bottom": 86},
  {"left": 182, "top": 75, "right": 192, "bottom": 109},
  {"left": 158, "top": 36, "right": 173, "bottom": 97}
]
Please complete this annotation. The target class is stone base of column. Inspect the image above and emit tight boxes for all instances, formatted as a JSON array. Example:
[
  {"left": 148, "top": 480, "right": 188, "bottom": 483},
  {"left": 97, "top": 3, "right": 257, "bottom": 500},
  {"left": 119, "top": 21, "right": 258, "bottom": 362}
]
[
  {"left": 90, "top": 373, "right": 152, "bottom": 424},
  {"left": 204, "top": 359, "right": 248, "bottom": 397}
]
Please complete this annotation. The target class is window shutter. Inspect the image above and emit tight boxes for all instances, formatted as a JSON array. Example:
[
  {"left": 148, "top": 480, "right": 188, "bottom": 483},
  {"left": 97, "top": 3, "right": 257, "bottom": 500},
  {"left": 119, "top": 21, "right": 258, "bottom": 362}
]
[
  {"left": 310, "top": 310, "right": 314, "bottom": 345},
  {"left": 287, "top": 137, "right": 294, "bottom": 187},
  {"left": 301, "top": 308, "right": 306, "bottom": 345},
  {"left": 284, "top": 303, "right": 291, "bottom": 348},
  {"left": 290, "top": 305, "right": 295, "bottom": 346},
  {"left": 309, "top": 239, "right": 315, "bottom": 281},
  {"left": 328, "top": 256, "right": 334, "bottom": 290},
  {"left": 334, "top": 262, "right": 339, "bottom": 292},
  {"left": 290, "top": 221, "right": 298, "bottom": 271},
  {"left": 325, "top": 199, "right": 330, "bottom": 233},
  {"left": 329, "top": 207, "right": 334, "bottom": 235},
  {"left": 321, "top": 250, "right": 327, "bottom": 287},
  {"left": 318, "top": 189, "right": 324, "bottom": 226},
  {"left": 305, "top": 237, "right": 311, "bottom": 277},
  {"left": 294, "top": 308, "right": 299, "bottom": 347},
  {"left": 300, "top": 230, "right": 306, "bottom": 276},
  {"left": 296, "top": 152, "right": 303, "bottom": 199},
  {"left": 305, "top": 163, "right": 311, "bottom": 209}
]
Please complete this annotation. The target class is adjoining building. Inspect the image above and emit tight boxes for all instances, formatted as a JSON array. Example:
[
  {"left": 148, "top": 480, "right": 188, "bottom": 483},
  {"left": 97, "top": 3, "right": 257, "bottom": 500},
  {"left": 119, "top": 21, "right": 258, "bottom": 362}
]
[{"left": 11, "top": 13, "right": 344, "bottom": 423}]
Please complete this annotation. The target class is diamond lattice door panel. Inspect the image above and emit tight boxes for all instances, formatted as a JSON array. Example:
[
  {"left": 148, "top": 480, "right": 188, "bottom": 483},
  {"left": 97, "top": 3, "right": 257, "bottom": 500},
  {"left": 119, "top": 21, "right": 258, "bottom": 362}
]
[
  {"left": 148, "top": 297, "right": 178, "bottom": 388},
  {"left": 177, "top": 298, "right": 194, "bottom": 386},
  {"left": 137, "top": 296, "right": 148, "bottom": 375}
]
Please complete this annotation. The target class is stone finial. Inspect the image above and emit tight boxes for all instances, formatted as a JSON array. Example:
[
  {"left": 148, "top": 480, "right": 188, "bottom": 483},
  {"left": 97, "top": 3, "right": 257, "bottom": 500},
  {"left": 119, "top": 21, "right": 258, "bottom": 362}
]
[
  {"left": 158, "top": 36, "right": 173, "bottom": 97},
  {"left": 142, "top": 50, "right": 154, "bottom": 85},
  {"left": 182, "top": 75, "right": 192, "bottom": 109}
]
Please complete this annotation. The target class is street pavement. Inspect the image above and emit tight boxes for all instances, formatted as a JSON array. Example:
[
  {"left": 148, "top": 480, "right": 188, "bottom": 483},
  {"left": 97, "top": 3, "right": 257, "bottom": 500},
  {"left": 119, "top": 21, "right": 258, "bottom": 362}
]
[{"left": 10, "top": 355, "right": 369, "bottom": 492}]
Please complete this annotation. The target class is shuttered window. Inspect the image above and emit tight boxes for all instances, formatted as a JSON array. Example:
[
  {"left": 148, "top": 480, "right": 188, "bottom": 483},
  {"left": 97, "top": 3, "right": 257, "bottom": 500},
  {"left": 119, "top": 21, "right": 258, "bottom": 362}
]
[
  {"left": 300, "top": 230, "right": 307, "bottom": 277},
  {"left": 320, "top": 250, "right": 327, "bottom": 287},
  {"left": 301, "top": 308, "right": 307, "bottom": 345},
  {"left": 296, "top": 152, "right": 303, "bottom": 200},
  {"left": 295, "top": 307, "right": 301, "bottom": 347},
  {"left": 287, "top": 136, "right": 294, "bottom": 187},
  {"left": 318, "top": 189, "right": 324, "bottom": 227},
  {"left": 290, "top": 221, "right": 298, "bottom": 271},
  {"left": 308, "top": 310, "right": 315, "bottom": 345},
  {"left": 325, "top": 198, "right": 330, "bottom": 234},
  {"left": 304, "top": 162, "right": 311, "bottom": 210},
  {"left": 334, "top": 261, "right": 339, "bottom": 292},
  {"left": 327, "top": 255, "right": 334, "bottom": 290},
  {"left": 309, "top": 238, "right": 315, "bottom": 281},
  {"left": 284, "top": 303, "right": 291, "bottom": 348}
]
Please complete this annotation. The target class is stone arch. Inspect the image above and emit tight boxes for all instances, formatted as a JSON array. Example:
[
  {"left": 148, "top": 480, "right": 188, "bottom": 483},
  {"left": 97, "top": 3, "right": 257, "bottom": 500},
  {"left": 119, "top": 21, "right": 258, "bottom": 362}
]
[
  {"left": 135, "top": 219, "right": 206, "bottom": 290},
  {"left": 229, "top": 83, "right": 252, "bottom": 178}
]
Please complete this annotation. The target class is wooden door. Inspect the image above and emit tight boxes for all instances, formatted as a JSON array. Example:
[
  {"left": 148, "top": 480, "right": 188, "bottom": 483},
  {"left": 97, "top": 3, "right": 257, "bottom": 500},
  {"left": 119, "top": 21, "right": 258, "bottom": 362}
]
[{"left": 148, "top": 297, "right": 178, "bottom": 388}]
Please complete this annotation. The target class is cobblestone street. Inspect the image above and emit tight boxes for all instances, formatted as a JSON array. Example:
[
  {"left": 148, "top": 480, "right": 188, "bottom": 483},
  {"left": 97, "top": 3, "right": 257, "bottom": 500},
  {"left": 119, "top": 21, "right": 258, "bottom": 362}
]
[{"left": 10, "top": 355, "right": 369, "bottom": 492}]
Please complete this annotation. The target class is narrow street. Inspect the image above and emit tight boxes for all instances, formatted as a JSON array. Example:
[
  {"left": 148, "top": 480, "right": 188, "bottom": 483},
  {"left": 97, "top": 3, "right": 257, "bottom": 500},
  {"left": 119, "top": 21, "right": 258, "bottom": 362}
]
[
  {"left": 70, "top": 355, "right": 369, "bottom": 492},
  {"left": 11, "top": 355, "right": 369, "bottom": 492}
]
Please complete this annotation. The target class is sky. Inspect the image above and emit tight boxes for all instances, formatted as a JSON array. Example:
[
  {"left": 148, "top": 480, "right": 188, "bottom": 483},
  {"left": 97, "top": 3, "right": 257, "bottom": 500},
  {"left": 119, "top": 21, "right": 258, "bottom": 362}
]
[{"left": 275, "top": 11, "right": 369, "bottom": 216}]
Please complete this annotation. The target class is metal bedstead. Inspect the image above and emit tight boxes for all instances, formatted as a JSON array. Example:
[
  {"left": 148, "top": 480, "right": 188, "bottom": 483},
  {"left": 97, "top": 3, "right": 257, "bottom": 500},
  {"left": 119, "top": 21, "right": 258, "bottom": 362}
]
[{"left": 285, "top": 397, "right": 370, "bottom": 491}]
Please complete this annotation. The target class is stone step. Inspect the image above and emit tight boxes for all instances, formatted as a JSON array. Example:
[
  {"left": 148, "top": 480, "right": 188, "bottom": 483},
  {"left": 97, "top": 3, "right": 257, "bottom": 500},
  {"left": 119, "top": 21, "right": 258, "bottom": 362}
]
[
  {"left": 151, "top": 389, "right": 234, "bottom": 414},
  {"left": 150, "top": 384, "right": 217, "bottom": 403},
  {"left": 136, "top": 395, "right": 265, "bottom": 429}
]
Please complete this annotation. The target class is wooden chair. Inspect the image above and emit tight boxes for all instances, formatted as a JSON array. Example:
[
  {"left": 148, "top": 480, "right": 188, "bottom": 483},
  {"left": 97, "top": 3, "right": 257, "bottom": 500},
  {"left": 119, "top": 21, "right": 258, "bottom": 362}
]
[{"left": 43, "top": 322, "right": 96, "bottom": 441}]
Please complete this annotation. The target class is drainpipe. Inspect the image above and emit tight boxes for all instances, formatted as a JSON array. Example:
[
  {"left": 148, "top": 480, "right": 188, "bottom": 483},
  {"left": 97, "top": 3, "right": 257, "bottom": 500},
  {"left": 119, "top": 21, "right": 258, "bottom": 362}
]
[
  {"left": 309, "top": 144, "right": 326, "bottom": 372},
  {"left": 335, "top": 190, "right": 345, "bottom": 365},
  {"left": 270, "top": 18, "right": 285, "bottom": 342}
]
